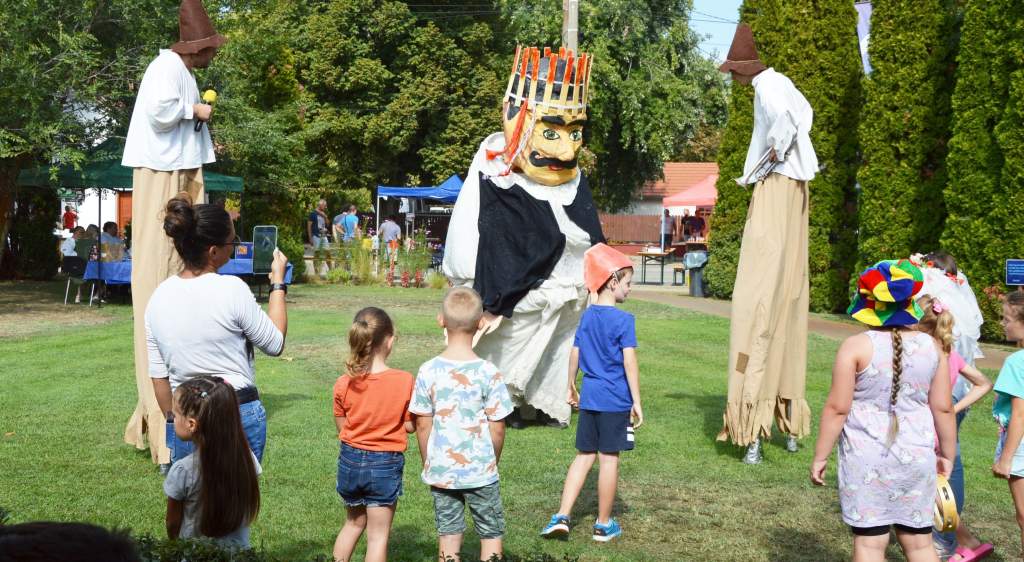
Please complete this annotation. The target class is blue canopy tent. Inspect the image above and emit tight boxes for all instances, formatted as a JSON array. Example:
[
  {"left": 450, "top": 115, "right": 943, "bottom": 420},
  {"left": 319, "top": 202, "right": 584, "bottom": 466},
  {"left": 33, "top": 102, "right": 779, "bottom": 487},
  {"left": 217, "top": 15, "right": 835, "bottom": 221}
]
[{"left": 374, "top": 174, "right": 463, "bottom": 236}]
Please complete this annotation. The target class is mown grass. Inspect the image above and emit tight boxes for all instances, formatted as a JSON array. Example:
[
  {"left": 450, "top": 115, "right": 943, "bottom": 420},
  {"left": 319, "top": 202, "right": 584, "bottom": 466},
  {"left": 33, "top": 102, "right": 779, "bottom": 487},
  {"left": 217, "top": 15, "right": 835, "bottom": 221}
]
[{"left": 0, "top": 281, "right": 1020, "bottom": 561}]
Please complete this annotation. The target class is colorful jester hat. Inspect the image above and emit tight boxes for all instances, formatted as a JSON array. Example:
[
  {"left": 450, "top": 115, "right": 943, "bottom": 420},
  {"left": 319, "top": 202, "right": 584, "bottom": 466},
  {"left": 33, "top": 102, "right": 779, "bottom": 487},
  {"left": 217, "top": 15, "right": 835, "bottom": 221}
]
[
  {"left": 494, "top": 46, "right": 593, "bottom": 187},
  {"left": 847, "top": 259, "right": 925, "bottom": 327}
]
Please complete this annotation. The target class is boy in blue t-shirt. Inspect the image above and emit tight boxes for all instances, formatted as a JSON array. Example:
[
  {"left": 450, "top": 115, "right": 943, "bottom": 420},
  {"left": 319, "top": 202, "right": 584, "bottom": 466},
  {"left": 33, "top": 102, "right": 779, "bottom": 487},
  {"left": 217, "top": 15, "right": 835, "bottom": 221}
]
[{"left": 541, "top": 243, "right": 642, "bottom": 542}]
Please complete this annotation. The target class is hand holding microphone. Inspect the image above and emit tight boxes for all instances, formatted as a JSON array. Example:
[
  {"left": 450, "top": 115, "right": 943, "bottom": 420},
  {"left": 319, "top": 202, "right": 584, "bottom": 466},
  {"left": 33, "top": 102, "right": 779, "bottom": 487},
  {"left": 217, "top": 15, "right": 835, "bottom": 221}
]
[{"left": 193, "top": 89, "right": 217, "bottom": 131}]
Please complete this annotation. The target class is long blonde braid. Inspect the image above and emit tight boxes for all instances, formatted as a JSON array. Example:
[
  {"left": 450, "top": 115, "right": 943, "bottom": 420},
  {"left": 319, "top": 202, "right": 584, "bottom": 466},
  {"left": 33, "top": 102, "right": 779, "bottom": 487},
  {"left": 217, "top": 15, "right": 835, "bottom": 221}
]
[{"left": 886, "top": 329, "right": 904, "bottom": 447}]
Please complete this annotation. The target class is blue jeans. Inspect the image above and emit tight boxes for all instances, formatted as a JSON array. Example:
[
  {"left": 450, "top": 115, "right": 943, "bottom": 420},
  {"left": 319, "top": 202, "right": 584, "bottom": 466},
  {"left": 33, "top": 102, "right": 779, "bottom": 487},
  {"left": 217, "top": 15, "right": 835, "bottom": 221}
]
[
  {"left": 166, "top": 399, "right": 267, "bottom": 465},
  {"left": 934, "top": 410, "right": 966, "bottom": 552},
  {"left": 336, "top": 443, "right": 404, "bottom": 507}
]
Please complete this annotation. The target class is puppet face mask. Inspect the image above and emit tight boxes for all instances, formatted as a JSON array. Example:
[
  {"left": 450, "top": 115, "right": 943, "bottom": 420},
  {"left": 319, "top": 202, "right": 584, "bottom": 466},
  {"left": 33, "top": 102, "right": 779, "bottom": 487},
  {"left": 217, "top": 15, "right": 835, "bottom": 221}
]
[
  {"left": 499, "top": 46, "right": 592, "bottom": 187},
  {"left": 503, "top": 103, "right": 586, "bottom": 186}
]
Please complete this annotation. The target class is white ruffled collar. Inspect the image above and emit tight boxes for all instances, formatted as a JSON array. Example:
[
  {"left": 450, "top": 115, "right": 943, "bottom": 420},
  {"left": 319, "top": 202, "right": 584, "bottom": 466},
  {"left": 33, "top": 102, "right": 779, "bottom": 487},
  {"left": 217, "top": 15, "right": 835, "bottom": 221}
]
[{"left": 476, "top": 132, "right": 581, "bottom": 206}]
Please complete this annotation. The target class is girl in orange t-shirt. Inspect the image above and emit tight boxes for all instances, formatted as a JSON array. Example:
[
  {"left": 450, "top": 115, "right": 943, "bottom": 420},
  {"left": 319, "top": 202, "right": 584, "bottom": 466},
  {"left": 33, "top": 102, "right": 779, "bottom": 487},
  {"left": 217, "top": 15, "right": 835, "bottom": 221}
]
[{"left": 332, "top": 307, "right": 415, "bottom": 562}]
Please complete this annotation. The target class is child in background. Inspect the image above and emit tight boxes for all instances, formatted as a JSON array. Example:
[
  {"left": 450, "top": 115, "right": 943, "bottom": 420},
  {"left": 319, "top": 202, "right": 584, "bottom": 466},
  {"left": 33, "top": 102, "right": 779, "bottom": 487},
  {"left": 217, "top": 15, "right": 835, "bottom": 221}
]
[
  {"left": 333, "top": 307, "right": 414, "bottom": 562},
  {"left": 811, "top": 260, "right": 956, "bottom": 562},
  {"left": 410, "top": 287, "right": 513, "bottom": 562},
  {"left": 991, "top": 292, "right": 1024, "bottom": 557},
  {"left": 164, "top": 376, "right": 261, "bottom": 548},
  {"left": 542, "top": 243, "right": 642, "bottom": 542},
  {"left": 916, "top": 294, "right": 994, "bottom": 562}
]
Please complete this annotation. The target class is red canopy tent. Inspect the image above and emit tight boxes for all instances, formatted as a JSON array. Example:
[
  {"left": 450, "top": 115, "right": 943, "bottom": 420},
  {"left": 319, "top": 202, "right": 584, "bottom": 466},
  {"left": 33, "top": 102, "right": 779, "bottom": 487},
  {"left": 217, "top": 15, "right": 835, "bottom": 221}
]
[{"left": 662, "top": 173, "right": 718, "bottom": 214}]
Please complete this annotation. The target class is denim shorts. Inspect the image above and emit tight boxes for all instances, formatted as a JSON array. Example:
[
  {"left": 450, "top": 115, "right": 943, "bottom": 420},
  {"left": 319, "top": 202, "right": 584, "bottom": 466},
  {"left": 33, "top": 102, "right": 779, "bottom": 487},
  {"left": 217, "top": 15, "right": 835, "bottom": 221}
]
[
  {"left": 995, "top": 427, "right": 1024, "bottom": 478},
  {"left": 167, "top": 399, "right": 267, "bottom": 464},
  {"left": 430, "top": 481, "right": 505, "bottom": 538},
  {"left": 336, "top": 443, "right": 405, "bottom": 507}
]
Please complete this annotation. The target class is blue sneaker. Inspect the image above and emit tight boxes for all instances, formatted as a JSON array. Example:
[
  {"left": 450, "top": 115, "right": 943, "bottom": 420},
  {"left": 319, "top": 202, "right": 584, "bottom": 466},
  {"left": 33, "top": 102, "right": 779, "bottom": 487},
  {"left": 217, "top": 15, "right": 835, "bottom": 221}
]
[
  {"left": 541, "top": 514, "right": 570, "bottom": 538},
  {"left": 592, "top": 518, "right": 622, "bottom": 542}
]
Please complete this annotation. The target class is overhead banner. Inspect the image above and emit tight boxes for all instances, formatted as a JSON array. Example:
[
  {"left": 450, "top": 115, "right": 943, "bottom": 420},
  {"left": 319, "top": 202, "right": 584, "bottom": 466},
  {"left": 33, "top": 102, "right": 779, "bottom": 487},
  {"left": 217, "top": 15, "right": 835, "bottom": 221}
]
[{"left": 855, "top": 1, "right": 873, "bottom": 75}]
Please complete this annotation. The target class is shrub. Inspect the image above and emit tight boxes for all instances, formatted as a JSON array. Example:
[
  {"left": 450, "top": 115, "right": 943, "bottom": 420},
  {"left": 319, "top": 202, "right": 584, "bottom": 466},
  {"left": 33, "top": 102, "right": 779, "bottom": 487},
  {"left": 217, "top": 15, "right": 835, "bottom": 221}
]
[
  {"left": 0, "top": 187, "right": 60, "bottom": 280},
  {"left": 855, "top": 0, "right": 959, "bottom": 271}
]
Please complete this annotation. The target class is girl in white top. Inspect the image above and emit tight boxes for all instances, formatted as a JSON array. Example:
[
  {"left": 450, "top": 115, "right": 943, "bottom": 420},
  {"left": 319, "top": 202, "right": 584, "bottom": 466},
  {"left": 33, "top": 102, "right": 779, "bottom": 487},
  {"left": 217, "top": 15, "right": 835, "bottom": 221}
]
[{"left": 146, "top": 193, "right": 288, "bottom": 464}]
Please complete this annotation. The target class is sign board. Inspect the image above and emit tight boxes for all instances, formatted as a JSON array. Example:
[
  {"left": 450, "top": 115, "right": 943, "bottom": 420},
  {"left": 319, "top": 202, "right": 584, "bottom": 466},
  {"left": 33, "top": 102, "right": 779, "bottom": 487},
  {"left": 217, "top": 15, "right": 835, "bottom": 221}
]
[{"left": 1008, "top": 259, "right": 1024, "bottom": 285}]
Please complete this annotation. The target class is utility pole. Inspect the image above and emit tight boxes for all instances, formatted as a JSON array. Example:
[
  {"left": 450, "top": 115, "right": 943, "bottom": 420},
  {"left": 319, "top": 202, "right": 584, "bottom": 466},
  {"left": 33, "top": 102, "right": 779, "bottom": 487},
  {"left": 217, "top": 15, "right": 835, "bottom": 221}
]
[{"left": 562, "top": 0, "right": 578, "bottom": 52}]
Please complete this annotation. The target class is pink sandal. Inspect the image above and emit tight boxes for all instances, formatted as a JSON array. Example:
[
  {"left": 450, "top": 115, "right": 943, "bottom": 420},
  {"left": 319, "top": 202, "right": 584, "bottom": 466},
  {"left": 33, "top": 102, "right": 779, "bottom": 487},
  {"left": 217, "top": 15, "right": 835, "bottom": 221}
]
[{"left": 952, "top": 544, "right": 994, "bottom": 562}]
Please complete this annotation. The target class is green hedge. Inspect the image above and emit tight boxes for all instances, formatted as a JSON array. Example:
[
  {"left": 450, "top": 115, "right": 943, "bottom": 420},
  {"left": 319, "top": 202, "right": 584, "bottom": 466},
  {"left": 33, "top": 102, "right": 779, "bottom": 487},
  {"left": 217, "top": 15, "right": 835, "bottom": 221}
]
[
  {"left": 706, "top": 0, "right": 862, "bottom": 312},
  {"left": 942, "top": 0, "right": 1024, "bottom": 339},
  {"left": 855, "top": 0, "right": 959, "bottom": 270}
]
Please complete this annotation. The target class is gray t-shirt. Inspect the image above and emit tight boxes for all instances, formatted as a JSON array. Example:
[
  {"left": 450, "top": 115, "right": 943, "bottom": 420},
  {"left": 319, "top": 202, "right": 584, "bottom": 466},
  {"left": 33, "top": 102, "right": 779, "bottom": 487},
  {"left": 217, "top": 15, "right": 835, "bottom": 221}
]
[
  {"left": 163, "top": 452, "right": 262, "bottom": 547},
  {"left": 380, "top": 220, "right": 401, "bottom": 242}
]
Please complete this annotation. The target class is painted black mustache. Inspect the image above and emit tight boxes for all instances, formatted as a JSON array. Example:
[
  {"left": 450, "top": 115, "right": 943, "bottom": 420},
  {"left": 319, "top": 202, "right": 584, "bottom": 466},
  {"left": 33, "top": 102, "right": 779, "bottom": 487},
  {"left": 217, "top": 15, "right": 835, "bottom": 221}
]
[{"left": 529, "top": 151, "right": 577, "bottom": 170}]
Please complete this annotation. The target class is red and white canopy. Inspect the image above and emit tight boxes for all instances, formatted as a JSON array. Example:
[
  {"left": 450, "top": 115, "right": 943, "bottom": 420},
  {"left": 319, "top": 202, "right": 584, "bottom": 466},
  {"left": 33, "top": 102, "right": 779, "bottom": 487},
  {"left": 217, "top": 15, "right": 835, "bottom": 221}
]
[{"left": 663, "top": 173, "right": 718, "bottom": 215}]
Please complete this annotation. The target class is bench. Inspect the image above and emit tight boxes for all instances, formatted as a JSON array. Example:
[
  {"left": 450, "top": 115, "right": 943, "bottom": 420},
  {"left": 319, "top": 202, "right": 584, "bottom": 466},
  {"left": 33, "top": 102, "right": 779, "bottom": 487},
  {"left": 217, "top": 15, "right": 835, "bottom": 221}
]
[{"left": 672, "top": 263, "right": 686, "bottom": 286}]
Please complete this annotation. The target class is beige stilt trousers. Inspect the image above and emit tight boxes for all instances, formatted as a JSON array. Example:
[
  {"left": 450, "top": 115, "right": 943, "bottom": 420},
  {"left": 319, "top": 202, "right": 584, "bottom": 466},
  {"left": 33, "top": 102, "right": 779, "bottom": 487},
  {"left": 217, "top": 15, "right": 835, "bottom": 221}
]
[
  {"left": 123, "top": 167, "right": 204, "bottom": 463},
  {"left": 718, "top": 172, "right": 810, "bottom": 446}
]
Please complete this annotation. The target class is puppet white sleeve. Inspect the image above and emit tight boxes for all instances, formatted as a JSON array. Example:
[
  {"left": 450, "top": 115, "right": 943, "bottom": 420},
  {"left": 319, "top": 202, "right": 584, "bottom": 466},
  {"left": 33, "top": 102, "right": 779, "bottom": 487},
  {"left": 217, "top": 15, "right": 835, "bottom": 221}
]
[
  {"left": 760, "top": 88, "right": 799, "bottom": 160},
  {"left": 442, "top": 152, "right": 484, "bottom": 287}
]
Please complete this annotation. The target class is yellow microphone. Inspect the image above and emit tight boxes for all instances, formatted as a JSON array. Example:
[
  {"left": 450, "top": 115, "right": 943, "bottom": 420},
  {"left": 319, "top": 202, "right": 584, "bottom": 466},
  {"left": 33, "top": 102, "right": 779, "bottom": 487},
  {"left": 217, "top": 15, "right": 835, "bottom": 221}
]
[{"left": 194, "top": 89, "right": 218, "bottom": 131}]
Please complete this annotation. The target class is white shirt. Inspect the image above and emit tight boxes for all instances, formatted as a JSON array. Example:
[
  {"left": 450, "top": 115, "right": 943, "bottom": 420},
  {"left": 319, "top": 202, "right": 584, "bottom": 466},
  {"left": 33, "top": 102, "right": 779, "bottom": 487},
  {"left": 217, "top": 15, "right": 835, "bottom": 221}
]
[
  {"left": 61, "top": 237, "right": 77, "bottom": 256},
  {"left": 741, "top": 68, "right": 818, "bottom": 184},
  {"left": 661, "top": 214, "right": 673, "bottom": 235},
  {"left": 122, "top": 50, "right": 215, "bottom": 171},
  {"left": 146, "top": 274, "right": 283, "bottom": 391}
]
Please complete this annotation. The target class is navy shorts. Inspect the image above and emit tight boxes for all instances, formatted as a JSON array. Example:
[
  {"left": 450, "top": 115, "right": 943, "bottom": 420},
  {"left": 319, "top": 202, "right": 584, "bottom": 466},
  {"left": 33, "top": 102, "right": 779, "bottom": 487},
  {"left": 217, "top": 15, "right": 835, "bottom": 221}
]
[
  {"left": 575, "top": 409, "right": 634, "bottom": 453},
  {"left": 336, "top": 443, "right": 404, "bottom": 507}
]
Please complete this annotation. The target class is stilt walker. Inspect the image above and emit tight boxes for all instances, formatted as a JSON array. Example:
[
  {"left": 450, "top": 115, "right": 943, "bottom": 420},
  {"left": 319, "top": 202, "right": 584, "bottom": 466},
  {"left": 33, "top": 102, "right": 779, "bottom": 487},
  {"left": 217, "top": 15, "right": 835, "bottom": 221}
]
[
  {"left": 716, "top": 24, "right": 819, "bottom": 463},
  {"left": 443, "top": 46, "right": 604, "bottom": 428},
  {"left": 121, "top": 0, "right": 225, "bottom": 465}
]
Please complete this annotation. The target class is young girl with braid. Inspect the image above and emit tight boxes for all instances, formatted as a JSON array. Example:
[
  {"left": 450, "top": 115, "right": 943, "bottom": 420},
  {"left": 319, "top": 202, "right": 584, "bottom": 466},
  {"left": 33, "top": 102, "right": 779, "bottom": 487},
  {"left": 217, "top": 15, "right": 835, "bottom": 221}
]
[
  {"left": 164, "top": 376, "right": 261, "bottom": 548},
  {"left": 332, "top": 307, "right": 414, "bottom": 562},
  {"left": 811, "top": 260, "right": 957, "bottom": 562}
]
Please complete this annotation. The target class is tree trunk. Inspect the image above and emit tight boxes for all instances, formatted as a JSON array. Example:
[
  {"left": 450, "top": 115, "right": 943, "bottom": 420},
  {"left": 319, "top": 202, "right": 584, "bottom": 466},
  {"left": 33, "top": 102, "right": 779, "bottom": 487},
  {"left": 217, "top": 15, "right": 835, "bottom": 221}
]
[{"left": 0, "top": 157, "right": 27, "bottom": 274}]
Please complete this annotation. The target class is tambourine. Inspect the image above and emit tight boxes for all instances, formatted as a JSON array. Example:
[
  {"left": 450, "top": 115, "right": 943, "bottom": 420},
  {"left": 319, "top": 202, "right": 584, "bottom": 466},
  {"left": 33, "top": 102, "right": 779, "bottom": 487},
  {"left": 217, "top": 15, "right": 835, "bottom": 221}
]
[{"left": 933, "top": 474, "right": 959, "bottom": 532}]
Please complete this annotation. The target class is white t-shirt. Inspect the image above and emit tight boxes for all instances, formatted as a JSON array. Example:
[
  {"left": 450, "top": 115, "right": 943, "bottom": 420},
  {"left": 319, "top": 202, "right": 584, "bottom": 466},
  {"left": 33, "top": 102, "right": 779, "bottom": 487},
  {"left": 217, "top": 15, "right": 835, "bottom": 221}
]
[
  {"left": 61, "top": 237, "right": 77, "bottom": 257},
  {"left": 163, "top": 451, "right": 262, "bottom": 547},
  {"left": 122, "top": 50, "right": 215, "bottom": 171},
  {"left": 146, "top": 274, "right": 283, "bottom": 391},
  {"left": 380, "top": 220, "right": 401, "bottom": 242}
]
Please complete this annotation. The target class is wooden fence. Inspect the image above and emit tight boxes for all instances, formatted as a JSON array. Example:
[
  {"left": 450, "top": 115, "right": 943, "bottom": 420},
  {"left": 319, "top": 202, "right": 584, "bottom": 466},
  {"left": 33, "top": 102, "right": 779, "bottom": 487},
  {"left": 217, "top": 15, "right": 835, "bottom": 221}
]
[{"left": 599, "top": 214, "right": 660, "bottom": 243}]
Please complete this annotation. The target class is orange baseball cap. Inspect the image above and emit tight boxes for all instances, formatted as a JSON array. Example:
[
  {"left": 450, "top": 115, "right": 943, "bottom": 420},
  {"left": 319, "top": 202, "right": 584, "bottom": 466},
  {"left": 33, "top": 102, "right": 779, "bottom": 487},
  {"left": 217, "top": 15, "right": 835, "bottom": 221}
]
[{"left": 583, "top": 243, "right": 633, "bottom": 293}]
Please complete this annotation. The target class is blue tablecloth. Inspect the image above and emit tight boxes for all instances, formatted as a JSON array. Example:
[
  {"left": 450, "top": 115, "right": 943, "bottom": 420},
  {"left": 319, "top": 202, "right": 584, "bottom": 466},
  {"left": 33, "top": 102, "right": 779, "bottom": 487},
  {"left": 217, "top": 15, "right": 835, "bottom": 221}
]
[{"left": 84, "top": 260, "right": 293, "bottom": 285}]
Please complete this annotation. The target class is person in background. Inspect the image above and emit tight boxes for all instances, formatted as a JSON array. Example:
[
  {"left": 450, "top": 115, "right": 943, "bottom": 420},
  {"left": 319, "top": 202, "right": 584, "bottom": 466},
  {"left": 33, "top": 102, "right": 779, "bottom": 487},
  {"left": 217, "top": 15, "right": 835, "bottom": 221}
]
[
  {"left": 990, "top": 292, "right": 1024, "bottom": 561},
  {"left": 308, "top": 199, "right": 333, "bottom": 274},
  {"left": 77, "top": 226, "right": 99, "bottom": 261},
  {"left": 101, "top": 222, "right": 126, "bottom": 262},
  {"left": 333, "top": 208, "right": 349, "bottom": 242},
  {"left": 343, "top": 204, "right": 360, "bottom": 242},
  {"left": 686, "top": 213, "right": 706, "bottom": 241},
  {"left": 659, "top": 208, "right": 674, "bottom": 251},
  {"left": 62, "top": 205, "right": 78, "bottom": 231},
  {"left": 379, "top": 215, "right": 402, "bottom": 261},
  {"left": 62, "top": 226, "right": 84, "bottom": 257}
]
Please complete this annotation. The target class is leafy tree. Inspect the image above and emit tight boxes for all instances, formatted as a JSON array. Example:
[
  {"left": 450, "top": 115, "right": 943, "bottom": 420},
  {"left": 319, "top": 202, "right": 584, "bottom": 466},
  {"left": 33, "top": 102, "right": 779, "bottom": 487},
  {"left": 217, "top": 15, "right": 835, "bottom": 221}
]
[
  {"left": 705, "top": 0, "right": 863, "bottom": 312},
  {"left": 941, "top": 0, "right": 1024, "bottom": 339},
  {"left": 855, "top": 0, "right": 959, "bottom": 269}
]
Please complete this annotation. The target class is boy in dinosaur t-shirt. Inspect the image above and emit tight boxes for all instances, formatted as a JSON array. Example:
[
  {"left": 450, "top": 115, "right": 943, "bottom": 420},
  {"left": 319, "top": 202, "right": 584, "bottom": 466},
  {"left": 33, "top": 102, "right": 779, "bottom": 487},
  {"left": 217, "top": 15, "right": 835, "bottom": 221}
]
[{"left": 410, "top": 287, "right": 514, "bottom": 562}]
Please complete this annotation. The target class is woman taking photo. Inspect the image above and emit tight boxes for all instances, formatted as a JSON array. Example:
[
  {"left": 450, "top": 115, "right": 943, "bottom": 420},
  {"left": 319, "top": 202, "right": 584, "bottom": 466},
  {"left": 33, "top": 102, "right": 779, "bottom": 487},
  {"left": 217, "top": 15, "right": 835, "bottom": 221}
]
[{"left": 146, "top": 193, "right": 288, "bottom": 465}]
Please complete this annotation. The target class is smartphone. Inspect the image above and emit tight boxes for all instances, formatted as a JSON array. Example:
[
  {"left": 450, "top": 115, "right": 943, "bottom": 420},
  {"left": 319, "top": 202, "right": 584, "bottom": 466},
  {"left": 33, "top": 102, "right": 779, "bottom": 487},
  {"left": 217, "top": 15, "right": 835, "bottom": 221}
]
[{"left": 252, "top": 225, "right": 278, "bottom": 275}]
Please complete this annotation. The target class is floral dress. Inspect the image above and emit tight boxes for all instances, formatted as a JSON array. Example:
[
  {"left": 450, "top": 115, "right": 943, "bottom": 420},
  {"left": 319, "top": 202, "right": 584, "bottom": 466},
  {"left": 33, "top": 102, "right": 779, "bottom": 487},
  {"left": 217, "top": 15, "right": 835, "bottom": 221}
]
[{"left": 838, "top": 330, "right": 939, "bottom": 529}]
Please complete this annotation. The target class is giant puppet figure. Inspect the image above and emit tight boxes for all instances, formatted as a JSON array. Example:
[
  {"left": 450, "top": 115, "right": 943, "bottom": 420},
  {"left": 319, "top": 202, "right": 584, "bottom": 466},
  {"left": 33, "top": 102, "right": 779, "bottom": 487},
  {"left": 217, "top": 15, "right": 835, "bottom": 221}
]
[
  {"left": 716, "top": 24, "right": 819, "bottom": 464},
  {"left": 443, "top": 46, "right": 604, "bottom": 427},
  {"left": 121, "top": 0, "right": 224, "bottom": 464}
]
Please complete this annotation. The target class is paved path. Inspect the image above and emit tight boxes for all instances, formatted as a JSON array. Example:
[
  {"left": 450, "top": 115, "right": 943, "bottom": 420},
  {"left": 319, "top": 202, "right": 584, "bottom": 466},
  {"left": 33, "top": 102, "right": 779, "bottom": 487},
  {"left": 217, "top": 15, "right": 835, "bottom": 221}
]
[{"left": 631, "top": 288, "right": 1010, "bottom": 372}]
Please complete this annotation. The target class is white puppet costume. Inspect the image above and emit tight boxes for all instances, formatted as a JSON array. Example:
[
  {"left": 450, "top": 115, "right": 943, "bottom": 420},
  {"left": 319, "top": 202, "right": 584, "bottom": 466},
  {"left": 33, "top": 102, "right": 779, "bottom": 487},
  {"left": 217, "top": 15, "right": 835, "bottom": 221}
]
[{"left": 443, "top": 47, "right": 603, "bottom": 426}]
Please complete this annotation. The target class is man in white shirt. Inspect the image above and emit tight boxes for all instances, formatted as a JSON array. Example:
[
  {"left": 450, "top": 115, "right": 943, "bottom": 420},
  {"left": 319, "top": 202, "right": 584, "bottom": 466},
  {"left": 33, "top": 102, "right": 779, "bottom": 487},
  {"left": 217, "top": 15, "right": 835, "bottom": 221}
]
[
  {"left": 120, "top": 0, "right": 226, "bottom": 465},
  {"left": 660, "top": 208, "right": 674, "bottom": 250},
  {"left": 716, "top": 23, "right": 818, "bottom": 464},
  {"left": 379, "top": 215, "right": 402, "bottom": 260}
]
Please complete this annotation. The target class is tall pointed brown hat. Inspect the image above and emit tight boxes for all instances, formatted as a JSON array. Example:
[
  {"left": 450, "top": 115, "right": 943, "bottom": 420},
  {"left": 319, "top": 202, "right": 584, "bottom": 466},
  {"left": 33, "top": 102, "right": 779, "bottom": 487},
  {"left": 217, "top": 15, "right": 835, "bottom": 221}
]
[
  {"left": 718, "top": 23, "right": 767, "bottom": 76},
  {"left": 170, "top": 0, "right": 227, "bottom": 55}
]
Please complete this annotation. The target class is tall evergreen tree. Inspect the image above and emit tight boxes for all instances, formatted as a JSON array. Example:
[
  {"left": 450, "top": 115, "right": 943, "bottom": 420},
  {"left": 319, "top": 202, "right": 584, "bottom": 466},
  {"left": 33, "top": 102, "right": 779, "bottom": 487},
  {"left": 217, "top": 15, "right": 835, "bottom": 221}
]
[
  {"left": 854, "top": 0, "right": 959, "bottom": 268},
  {"left": 705, "top": 0, "right": 862, "bottom": 312},
  {"left": 941, "top": 0, "right": 1024, "bottom": 339}
]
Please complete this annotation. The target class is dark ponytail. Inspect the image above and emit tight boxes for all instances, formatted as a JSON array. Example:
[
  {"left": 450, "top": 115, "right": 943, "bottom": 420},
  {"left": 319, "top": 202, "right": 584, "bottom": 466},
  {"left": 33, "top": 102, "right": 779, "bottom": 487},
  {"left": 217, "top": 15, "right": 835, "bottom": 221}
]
[{"left": 163, "top": 193, "right": 232, "bottom": 270}]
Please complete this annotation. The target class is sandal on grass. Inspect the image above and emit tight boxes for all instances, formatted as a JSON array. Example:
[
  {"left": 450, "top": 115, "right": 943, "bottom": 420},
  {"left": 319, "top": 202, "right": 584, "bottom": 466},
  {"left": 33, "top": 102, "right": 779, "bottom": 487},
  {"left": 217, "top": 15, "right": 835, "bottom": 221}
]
[{"left": 951, "top": 544, "right": 994, "bottom": 562}]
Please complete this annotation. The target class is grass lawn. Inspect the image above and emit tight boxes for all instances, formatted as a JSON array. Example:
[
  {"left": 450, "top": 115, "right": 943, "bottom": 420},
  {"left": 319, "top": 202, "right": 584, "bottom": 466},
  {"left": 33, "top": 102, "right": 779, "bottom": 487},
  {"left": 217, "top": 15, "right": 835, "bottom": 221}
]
[{"left": 0, "top": 281, "right": 1020, "bottom": 561}]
